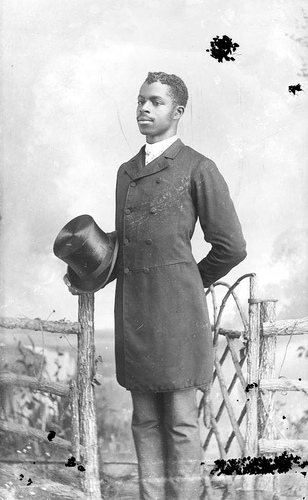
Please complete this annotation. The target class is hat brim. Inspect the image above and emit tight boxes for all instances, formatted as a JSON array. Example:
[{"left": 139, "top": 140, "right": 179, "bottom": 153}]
[{"left": 66, "top": 233, "right": 119, "bottom": 293}]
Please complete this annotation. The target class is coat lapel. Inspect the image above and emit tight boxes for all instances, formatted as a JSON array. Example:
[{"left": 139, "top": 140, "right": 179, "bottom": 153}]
[{"left": 124, "top": 139, "right": 185, "bottom": 180}]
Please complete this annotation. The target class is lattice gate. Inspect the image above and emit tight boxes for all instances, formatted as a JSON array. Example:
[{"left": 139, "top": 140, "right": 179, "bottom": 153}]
[
  {"left": 196, "top": 273, "right": 253, "bottom": 498},
  {"left": 198, "top": 273, "right": 308, "bottom": 499},
  {"left": 199, "top": 273, "right": 252, "bottom": 455}
]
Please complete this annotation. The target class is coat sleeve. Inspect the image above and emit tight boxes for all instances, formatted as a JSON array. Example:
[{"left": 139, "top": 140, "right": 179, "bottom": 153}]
[
  {"left": 191, "top": 158, "right": 247, "bottom": 288},
  {"left": 97, "top": 231, "right": 119, "bottom": 289}
]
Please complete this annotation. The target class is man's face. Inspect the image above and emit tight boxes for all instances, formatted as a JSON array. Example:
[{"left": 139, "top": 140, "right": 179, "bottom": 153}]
[{"left": 136, "top": 81, "right": 183, "bottom": 144}]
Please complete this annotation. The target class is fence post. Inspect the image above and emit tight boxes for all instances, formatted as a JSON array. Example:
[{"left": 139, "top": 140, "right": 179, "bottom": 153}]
[
  {"left": 256, "top": 300, "right": 278, "bottom": 495},
  {"left": 70, "top": 379, "right": 80, "bottom": 461},
  {"left": 243, "top": 274, "right": 259, "bottom": 493},
  {"left": 77, "top": 293, "right": 102, "bottom": 500}
]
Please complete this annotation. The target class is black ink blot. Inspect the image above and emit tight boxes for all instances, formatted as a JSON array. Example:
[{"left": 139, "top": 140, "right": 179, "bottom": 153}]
[
  {"left": 288, "top": 84, "right": 303, "bottom": 95},
  {"left": 245, "top": 382, "right": 258, "bottom": 393},
  {"left": 210, "top": 451, "right": 305, "bottom": 476},
  {"left": 47, "top": 430, "right": 56, "bottom": 441},
  {"left": 65, "top": 456, "right": 77, "bottom": 467},
  {"left": 19, "top": 474, "right": 24, "bottom": 481},
  {"left": 206, "top": 35, "right": 239, "bottom": 63},
  {"left": 27, "top": 478, "right": 33, "bottom": 486},
  {"left": 65, "top": 456, "right": 86, "bottom": 471}
]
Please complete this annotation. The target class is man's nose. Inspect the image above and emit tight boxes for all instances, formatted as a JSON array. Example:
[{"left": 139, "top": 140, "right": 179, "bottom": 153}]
[{"left": 139, "top": 101, "right": 150, "bottom": 112}]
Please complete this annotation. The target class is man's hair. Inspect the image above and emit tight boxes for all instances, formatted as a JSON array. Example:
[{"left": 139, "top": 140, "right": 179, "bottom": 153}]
[{"left": 145, "top": 71, "right": 189, "bottom": 108}]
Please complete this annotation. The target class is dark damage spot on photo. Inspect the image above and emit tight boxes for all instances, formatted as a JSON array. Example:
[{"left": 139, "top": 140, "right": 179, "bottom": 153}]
[
  {"left": 47, "top": 430, "right": 56, "bottom": 441},
  {"left": 288, "top": 84, "right": 303, "bottom": 95},
  {"left": 210, "top": 451, "right": 308, "bottom": 476},
  {"left": 245, "top": 382, "right": 258, "bottom": 392},
  {"left": 18, "top": 474, "right": 33, "bottom": 485},
  {"left": 206, "top": 35, "right": 239, "bottom": 62},
  {"left": 65, "top": 456, "right": 77, "bottom": 467},
  {"left": 65, "top": 455, "right": 86, "bottom": 471}
]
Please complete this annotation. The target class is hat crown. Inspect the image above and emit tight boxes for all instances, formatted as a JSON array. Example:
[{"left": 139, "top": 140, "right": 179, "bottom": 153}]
[
  {"left": 53, "top": 215, "right": 115, "bottom": 284},
  {"left": 53, "top": 214, "right": 95, "bottom": 259}
]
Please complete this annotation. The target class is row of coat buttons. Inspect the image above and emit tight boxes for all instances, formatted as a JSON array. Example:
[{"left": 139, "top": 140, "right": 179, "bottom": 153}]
[
  {"left": 123, "top": 238, "right": 152, "bottom": 245},
  {"left": 124, "top": 267, "right": 150, "bottom": 274},
  {"left": 129, "top": 178, "right": 161, "bottom": 186},
  {"left": 123, "top": 178, "right": 159, "bottom": 276},
  {"left": 125, "top": 207, "right": 157, "bottom": 214}
]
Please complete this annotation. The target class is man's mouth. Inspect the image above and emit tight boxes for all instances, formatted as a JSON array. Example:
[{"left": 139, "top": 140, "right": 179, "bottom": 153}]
[{"left": 137, "top": 117, "right": 153, "bottom": 122}]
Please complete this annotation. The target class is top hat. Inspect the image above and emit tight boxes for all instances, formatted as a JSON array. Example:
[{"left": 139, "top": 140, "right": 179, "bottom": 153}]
[{"left": 53, "top": 214, "right": 118, "bottom": 293}]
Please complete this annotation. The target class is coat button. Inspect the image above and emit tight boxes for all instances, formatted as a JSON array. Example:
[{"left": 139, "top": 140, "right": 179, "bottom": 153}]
[
  {"left": 143, "top": 268, "right": 150, "bottom": 274},
  {"left": 124, "top": 268, "right": 130, "bottom": 274},
  {"left": 130, "top": 181, "right": 137, "bottom": 187},
  {"left": 156, "top": 177, "right": 161, "bottom": 183},
  {"left": 146, "top": 239, "right": 152, "bottom": 245},
  {"left": 125, "top": 208, "right": 131, "bottom": 215},
  {"left": 123, "top": 238, "right": 129, "bottom": 245},
  {"left": 150, "top": 207, "right": 157, "bottom": 214}
]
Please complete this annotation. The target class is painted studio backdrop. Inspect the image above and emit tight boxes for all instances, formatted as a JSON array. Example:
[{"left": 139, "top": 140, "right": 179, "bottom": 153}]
[
  {"left": 1, "top": 2, "right": 308, "bottom": 498},
  {"left": 1, "top": 0, "right": 308, "bottom": 330}
]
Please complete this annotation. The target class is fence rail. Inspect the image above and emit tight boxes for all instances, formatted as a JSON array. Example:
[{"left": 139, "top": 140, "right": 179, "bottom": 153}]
[
  {"left": 0, "top": 316, "right": 79, "bottom": 334},
  {"left": 0, "top": 420, "right": 76, "bottom": 451},
  {"left": 0, "top": 371, "right": 70, "bottom": 396},
  {"left": 260, "top": 378, "right": 308, "bottom": 392},
  {"left": 262, "top": 317, "right": 308, "bottom": 336},
  {"left": 259, "top": 439, "right": 308, "bottom": 454}
]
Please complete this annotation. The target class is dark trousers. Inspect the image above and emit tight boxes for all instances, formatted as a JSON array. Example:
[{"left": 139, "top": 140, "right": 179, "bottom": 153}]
[{"left": 131, "top": 388, "right": 202, "bottom": 500}]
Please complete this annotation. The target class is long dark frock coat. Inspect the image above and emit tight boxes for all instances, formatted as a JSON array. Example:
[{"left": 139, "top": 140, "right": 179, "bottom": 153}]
[{"left": 113, "top": 139, "right": 246, "bottom": 392}]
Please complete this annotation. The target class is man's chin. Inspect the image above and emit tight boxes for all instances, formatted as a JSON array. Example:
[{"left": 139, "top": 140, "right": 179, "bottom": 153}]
[{"left": 138, "top": 128, "right": 147, "bottom": 135}]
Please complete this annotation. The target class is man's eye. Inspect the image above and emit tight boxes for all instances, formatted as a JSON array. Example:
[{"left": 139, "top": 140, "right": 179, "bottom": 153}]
[{"left": 153, "top": 101, "right": 161, "bottom": 106}]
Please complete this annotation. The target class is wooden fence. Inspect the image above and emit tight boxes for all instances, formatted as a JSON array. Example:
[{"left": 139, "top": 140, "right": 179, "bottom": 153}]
[
  {"left": 1, "top": 274, "right": 307, "bottom": 499},
  {"left": 199, "top": 273, "right": 308, "bottom": 498},
  {"left": 0, "top": 294, "right": 101, "bottom": 500}
]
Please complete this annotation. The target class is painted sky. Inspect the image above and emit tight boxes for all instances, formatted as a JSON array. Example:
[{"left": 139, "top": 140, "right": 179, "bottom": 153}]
[{"left": 1, "top": 0, "right": 308, "bottom": 329}]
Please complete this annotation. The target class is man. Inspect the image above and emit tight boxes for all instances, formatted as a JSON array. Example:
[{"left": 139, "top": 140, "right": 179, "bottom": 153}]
[{"left": 111, "top": 72, "right": 247, "bottom": 500}]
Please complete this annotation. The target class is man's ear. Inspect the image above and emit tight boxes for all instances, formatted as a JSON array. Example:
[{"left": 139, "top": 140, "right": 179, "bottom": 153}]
[{"left": 174, "top": 105, "right": 185, "bottom": 120}]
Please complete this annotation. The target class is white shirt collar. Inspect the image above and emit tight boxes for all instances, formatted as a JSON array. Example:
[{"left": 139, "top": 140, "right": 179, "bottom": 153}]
[{"left": 145, "top": 135, "right": 178, "bottom": 161}]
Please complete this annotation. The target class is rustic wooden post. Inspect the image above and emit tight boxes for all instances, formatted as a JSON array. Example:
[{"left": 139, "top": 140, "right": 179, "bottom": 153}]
[
  {"left": 77, "top": 293, "right": 102, "bottom": 500},
  {"left": 70, "top": 379, "right": 81, "bottom": 461},
  {"left": 243, "top": 274, "right": 259, "bottom": 493},
  {"left": 256, "top": 300, "right": 279, "bottom": 495}
]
